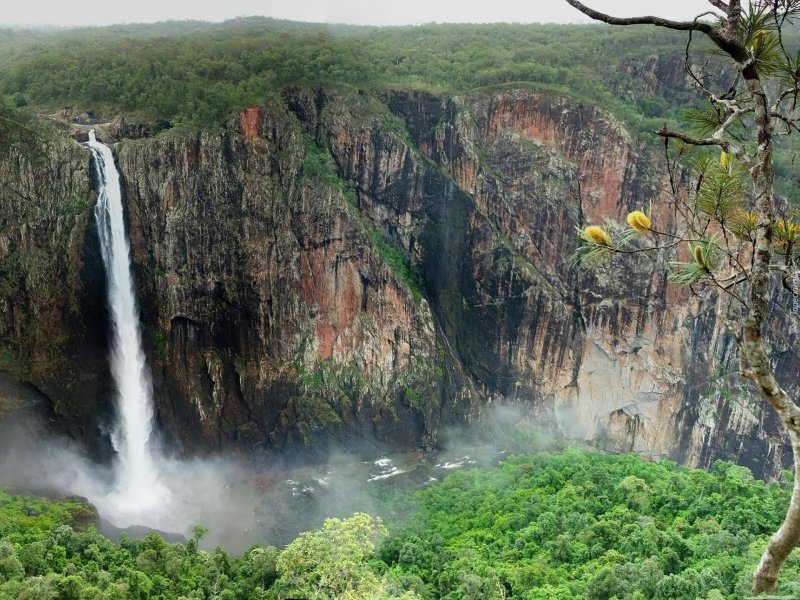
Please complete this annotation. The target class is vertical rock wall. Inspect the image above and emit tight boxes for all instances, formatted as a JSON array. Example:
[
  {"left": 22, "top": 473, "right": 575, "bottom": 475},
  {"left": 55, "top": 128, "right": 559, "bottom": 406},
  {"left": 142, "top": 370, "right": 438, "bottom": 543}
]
[{"left": 0, "top": 86, "right": 796, "bottom": 477}]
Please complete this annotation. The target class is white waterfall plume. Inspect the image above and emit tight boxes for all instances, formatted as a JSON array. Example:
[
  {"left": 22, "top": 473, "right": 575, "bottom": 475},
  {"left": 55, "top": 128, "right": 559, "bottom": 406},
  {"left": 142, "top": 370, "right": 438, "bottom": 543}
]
[
  {"left": 86, "top": 130, "right": 169, "bottom": 524},
  {"left": 0, "top": 131, "right": 259, "bottom": 546}
]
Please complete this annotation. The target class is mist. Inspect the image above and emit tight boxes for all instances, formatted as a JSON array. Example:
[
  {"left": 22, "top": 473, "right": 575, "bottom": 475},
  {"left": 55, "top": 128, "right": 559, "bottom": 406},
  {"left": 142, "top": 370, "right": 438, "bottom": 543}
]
[{"left": 0, "top": 396, "right": 559, "bottom": 553}]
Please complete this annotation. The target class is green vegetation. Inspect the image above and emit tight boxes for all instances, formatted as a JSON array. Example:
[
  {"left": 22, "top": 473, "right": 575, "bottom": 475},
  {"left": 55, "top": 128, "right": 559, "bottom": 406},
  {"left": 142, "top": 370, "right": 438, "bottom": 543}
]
[
  {"left": 300, "top": 133, "right": 425, "bottom": 301},
  {"left": 379, "top": 450, "right": 800, "bottom": 598},
  {"left": 0, "top": 98, "right": 63, "bottom": 152},
  {"left": 1, "top": 17, "right": 799, "bottom": 201},
  {"left": 0, "top": 347, "right": 16, "bottom": 372},
  {"left": 396, "top": 355, "right": 443, "bottom": 416},
  {"left": 153, "top": 331, "right": 168, "bottom": 365},
  {"left": 289, "top": 359, "right": 363, "bottom": 443},
  {"left": 301, "top": 135, "right": 360, "bottom": 209},
  {"left": 2, "top": 18, "right": 798, "bottom": 198},
  {"left": 1, "top": 450, "right": 799, "bottom": 599},
  {"left": 0, "top": 19, "right": 712, "bottom": 130},
  {"left": 365, "top": 227, "right": 425, "bottom": 303},
  {"left": 301, "top": 136, "right": 341, "bottom": 183}
]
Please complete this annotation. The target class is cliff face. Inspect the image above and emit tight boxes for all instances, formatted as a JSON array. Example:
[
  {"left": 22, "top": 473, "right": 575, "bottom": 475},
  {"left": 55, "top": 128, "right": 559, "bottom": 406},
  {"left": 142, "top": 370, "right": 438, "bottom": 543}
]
[
  {"left": 116, "top": 103, "right": 440, "bottom": 456},
  {"left": 0, "top": 138, "right": 112, "bottom": 457},
  {"left": 1, "top": 86, "right": 797, "bottom": 476},
  {"left": 352, "top": 86, "right": 796, "bottom": 477}
]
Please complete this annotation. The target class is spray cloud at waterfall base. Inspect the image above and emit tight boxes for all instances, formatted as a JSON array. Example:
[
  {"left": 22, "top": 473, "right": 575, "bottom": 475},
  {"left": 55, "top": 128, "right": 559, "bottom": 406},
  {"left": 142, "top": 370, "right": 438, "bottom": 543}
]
[
  {"left": 0, "top": 406, "right": 262, "bottom": 550},
  {"left": 0, "top": 383, "right": 552, "bottom": 551}
]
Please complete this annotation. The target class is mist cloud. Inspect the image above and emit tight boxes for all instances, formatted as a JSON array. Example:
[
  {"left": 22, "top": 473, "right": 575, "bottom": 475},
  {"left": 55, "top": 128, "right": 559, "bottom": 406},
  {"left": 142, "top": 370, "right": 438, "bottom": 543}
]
[{"left": 0, "top": 400, "right": 558, "bottom": 553}]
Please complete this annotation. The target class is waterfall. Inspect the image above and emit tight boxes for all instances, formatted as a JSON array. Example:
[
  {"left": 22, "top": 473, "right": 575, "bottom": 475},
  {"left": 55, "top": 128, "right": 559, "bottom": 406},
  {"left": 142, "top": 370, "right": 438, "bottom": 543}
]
[{"left": 86, "top": 130, "right": 167, "bottom": 522}]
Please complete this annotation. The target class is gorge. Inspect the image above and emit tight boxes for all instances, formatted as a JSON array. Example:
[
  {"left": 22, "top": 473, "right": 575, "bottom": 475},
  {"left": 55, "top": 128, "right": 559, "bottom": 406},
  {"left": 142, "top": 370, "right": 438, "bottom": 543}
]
[
  {"left": 2, "top": 13, "right": 800, "bottom": 598},
  {"left": 0, "top": 83, "right": 797, "bottom": 485}
]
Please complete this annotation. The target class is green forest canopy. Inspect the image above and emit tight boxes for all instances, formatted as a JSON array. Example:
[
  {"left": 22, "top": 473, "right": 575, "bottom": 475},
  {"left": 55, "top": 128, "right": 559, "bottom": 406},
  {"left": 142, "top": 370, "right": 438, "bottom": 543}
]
[
  {"left": 1, "top": 450, "right": 799, "bottom": 599},
  {"left": 0, "top": 19, "right": 704, "bottom": 128}
]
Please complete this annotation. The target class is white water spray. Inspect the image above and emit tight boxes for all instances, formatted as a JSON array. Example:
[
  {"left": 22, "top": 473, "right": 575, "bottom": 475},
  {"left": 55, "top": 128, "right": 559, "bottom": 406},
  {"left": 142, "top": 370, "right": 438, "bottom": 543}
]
[{"left": 86, "top": 130, "right": 168, "bottom": 524}]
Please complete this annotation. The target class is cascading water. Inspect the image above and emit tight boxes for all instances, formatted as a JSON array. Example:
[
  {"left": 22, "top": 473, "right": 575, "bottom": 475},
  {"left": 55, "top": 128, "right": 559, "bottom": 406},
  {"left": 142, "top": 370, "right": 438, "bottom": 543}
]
[{"left": 86, "top": 130, "right": 168, "bottom": 523}]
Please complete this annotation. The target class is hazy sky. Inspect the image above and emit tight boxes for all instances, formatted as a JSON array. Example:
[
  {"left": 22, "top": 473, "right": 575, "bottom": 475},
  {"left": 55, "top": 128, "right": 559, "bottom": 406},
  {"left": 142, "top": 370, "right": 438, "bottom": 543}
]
[{"left": 2, "top": 1, "right": 719, "bottom": 28}]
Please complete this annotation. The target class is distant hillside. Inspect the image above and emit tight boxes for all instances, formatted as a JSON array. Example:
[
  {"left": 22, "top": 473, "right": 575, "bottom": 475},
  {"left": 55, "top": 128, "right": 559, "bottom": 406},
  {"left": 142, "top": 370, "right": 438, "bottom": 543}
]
[{"left": 0, "top": 19, "right": 704, "bottom": 131}]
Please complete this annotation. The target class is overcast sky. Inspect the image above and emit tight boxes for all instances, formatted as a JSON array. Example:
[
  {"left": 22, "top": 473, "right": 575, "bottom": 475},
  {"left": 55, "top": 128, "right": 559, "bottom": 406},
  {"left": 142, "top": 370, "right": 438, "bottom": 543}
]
[{"left": 1, "top": 1, "right": 719, "bottom": 28}]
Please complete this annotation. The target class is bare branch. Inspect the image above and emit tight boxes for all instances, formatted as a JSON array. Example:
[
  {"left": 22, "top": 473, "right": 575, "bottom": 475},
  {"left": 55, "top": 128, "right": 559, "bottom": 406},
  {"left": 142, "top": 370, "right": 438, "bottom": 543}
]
[
  {"left": 566, "top": 0, "right": 716, "bottom": 30},
  {"left": 771, "top": 112, "right": 800, "bottom": 135},
  {"left": 715, "top": 105, "right": 753, "bottom": 139},
  {"left": 771, "top": 86, "right": 800, "bottom": 114},
  {"left": 772, "top": 264, "right": 800, "bottom": 296},
  {"left": 609, "top": 238, "right": 689, "bottom": 255},
  {"left": 772, "top": 3, "right": 795, "bottom": 71},
  {"left": 710, "top": 270, "right": 749, "bottom": 306},
  {"left": 656, "top": 125, "right": 739, "bottom": 154},
  {"left": 565, "top": 0, "right": 748, "bottom": 60},
  {"left": 717, "top": 294, "right": 747, "bottom": 353},
  {"left": 683, "top": 30, "right": 736, "bottom": 104}
]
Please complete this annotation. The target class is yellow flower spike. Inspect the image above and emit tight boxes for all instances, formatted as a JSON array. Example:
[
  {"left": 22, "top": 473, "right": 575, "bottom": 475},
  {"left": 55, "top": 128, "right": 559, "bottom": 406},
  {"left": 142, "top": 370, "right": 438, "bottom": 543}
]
[
  {"left": 693, "top": 245, "right": 707, "bottom": 269},
  {"left": 720, "top": 151, "right": 731, "bottom": 169},
  {"left": 626, "top": 210, "right": 651, "bottom": 233},
  {"left": 584, "top": 225, "right": 612, "bottom": 246}
]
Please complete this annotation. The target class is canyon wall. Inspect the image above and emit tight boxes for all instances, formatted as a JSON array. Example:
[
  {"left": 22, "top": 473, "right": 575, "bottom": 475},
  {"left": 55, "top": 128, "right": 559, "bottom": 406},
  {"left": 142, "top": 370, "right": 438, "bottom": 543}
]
[
  {"left": 0, "top": 136, "right": 112, "bottom": 458},
  {"left": 0, "top": 85, "right": 797, "bottom": 476}
]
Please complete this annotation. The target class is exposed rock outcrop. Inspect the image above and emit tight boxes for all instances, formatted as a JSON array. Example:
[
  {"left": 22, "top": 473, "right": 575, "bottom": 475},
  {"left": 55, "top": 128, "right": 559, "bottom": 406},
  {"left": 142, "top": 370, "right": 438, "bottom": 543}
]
[{"left": 117, "top": 102, "right": 440, "bottom": 456}]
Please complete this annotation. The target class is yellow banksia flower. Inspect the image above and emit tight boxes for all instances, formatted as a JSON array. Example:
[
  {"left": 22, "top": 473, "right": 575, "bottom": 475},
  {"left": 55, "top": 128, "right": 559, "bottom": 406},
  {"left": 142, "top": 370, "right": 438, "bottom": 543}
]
[
  {"left": 626, "top": 210, "right": 651, "bottom": 233},
  {"left": 584, "top": 225, "right": 612, "bottom": 246},
  {"left": 720, "top": 151, "right": 731, "bottom": 169},
  {"left": 693, "top": 245, "right": 707, "bottom": 269}
]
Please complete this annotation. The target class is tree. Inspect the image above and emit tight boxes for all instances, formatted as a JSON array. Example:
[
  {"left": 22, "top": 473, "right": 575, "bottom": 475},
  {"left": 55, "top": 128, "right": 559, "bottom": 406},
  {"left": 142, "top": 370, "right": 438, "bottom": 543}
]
[
  {"left": 274, "top": 512, "right": 391, "bottom": 599},
  {"left": 566, "top": 0, "right": 800, "bottom": 594}
]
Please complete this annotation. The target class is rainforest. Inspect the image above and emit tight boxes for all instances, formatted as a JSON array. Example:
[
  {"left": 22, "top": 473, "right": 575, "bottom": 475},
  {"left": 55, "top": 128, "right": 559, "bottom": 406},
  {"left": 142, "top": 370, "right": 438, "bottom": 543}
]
[{"left": 3, "top": 451, "right": 800, "bottom": 599}]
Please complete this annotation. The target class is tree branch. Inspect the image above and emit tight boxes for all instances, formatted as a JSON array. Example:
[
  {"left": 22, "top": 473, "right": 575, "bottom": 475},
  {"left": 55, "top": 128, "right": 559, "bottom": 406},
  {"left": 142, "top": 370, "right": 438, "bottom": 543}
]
[
  {"left": 565, "top": 0, "right": 748, "bottom": 60},
  {"left": 565, "top": 1, "right": 800, "bottom": 592},
  {"left": 656, "top": 125, "right": 736, "bottom": 152},
  {"left": 772, "top": 265, "right": 799, "bottom": 296},
  {"left": 566, "top": 0, "right": 715, "bottom": 30}
]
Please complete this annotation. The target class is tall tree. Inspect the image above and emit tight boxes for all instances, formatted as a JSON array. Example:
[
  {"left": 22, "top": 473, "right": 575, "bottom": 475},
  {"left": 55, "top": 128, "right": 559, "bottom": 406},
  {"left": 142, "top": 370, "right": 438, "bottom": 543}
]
[{"left": 566, "top": 0, "right": 800, "bottom": 594}]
